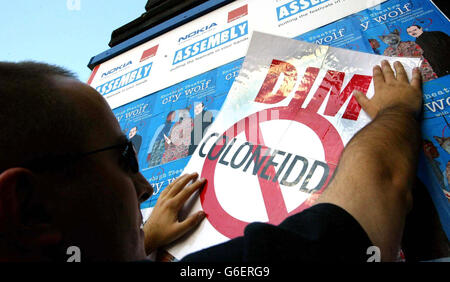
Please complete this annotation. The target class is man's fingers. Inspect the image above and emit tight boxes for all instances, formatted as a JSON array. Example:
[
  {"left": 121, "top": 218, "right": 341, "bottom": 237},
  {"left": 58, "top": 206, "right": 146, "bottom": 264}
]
[
  {"left": 173, "top": 178, "right": 206, "bottom": 208},
  {"left": 394, "top": 61, "right": 408, "bottom": 82},
  {"left": 159, "top": 174, "right": 188, "bottom": 198},
  {"left": 411, "top": 67, "right": 422, "bottom": 90},
  {"left": 372, "top": 65, "right": 384, "bottom": 87},
  {"left": 166, "top": 173, "right": 199, "bottom": 198},
  {"left": 354, "top": 90, "right": 375, "bottom": 118},
  {"left": 381, "top": 60, "right": 395, "bottom": 83},
  {"left": 175, "top": 211, "right": 206, "bottom": 237},
  {"left": 159, "top": 178, "right": 178, "bottom": 197}
]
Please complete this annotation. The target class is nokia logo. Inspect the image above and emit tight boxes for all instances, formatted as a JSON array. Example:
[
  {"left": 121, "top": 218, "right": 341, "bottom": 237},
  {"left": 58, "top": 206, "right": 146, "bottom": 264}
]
[
  {"left": 101, "top": 61, "right": 133, "bottom": 78},
  {"left": 178, "top": 23, "right": 218, "bottom": 43}
]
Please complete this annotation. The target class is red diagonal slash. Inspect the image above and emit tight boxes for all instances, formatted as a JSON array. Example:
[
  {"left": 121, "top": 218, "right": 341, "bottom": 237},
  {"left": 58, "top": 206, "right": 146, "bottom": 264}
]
[
  {"left": 200, "top": 107, "right": 343, "bottom": 239},
  {"left": 244, "top": 110, "right": 289, "bottom": 225}
]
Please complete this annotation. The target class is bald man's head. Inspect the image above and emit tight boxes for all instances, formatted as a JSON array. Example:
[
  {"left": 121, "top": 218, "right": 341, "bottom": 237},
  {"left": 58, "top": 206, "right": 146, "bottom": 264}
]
[
  {"left": 0, "top": 61, "right": 98, "bottom": 172},
  {"left": 0, "top": 62, "right": 151, "bottom": 261}
]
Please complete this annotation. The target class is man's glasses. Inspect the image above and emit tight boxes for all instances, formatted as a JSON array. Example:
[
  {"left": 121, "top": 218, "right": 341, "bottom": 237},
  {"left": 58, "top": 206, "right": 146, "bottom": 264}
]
[{"left": 21, "top": 140, "right": 139, "bottom": 174}]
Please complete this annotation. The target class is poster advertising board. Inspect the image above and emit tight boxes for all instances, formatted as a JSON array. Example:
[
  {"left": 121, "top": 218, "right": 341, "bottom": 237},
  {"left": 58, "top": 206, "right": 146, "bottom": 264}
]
[
  {"left": 99, "top": 0, "right": 386, "bottom": 219},
  {"left": 88, "top": 0, "right": 386, "bottom": 110},
  {"left": 87, "top": 0, "right": 449, "bottom": 255}
]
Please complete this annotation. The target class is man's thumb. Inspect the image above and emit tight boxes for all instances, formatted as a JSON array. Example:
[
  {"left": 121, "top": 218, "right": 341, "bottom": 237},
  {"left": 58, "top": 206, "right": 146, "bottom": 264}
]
[
  {"left": 354, "top": 90, "right": 372, "bottom": 113},
  {"left": 354, "top": 90, "right": 368, "bottom": 106}
]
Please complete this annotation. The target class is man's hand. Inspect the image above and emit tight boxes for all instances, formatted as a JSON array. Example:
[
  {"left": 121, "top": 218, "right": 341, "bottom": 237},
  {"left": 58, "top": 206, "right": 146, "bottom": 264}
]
[
  {"left": 143, "top": 173, "right": 206, "bottom": 255},
  {"left": 354, "top": 60, "right": 422, "bottom": 119}
]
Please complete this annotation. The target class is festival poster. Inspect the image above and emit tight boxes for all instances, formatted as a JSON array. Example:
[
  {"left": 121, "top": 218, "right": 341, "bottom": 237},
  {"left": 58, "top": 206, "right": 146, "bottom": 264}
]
[
  {"left": 167, "top": 2, "right": 250, "bottom": 77},
  {"left": 142, "top": 157, "right": 191, "bottom": 208},
  {"left": 215, "top": 58, "right": 245, "bottom": 97},
  {"left": 89, "top": 39, "right": 163, "bottom": 110},
  {"left": 142, "top": 61, "right": 243, "bottom": 172},
  {"left": 88, "top": 0, "right": 386, "bottom": 110},
  {"left": 167, "top": 0, "right": 387, "bottom": 77},
  {"left": 111, "top": 60, "right": 242, "bottom": 217},
  {"left": 268, "top": 0, "right": 387, "bottom": 39},
  {"left": 112, "top": 94, "right": 158, "bottom": 166},
  {"left": 166, "top": 31, "right": 420, "bottom": 259},
  {"left": 142, "top": 111, "right": 183, "bottom": 171},
  {"left": 293, "top": 17, "right": 374, "bottom": 52},
  {"left": 352, "top": 0, "right": 450, "bottom": 82},
  {"left": 418, "top": 74, "right": 450, "bottom": 240}
]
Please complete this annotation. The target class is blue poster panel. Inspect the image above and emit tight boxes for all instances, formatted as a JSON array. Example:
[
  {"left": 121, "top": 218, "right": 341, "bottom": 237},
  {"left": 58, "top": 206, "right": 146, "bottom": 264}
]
[
  {"left": 352, "top": 0, "right": 450, "bottom": 82},
  {"left": 112, "top": 59, "right": 244, "bottom": 208},
  {"left": 418, "top": 75, "right": 450, "bottom": 239},
  {"left": 294, "top": 17, "right": 373, "bottom": 52}
]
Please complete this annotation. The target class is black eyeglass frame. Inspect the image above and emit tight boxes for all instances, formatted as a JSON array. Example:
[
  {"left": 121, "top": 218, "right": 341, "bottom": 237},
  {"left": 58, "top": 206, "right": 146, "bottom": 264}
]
[{"left": 15, "top": 140, "right": 139, "bottom": 174}]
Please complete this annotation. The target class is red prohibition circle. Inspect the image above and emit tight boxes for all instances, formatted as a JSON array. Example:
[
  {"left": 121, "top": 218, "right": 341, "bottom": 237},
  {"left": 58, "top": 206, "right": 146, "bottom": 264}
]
[{"left": 200, "top": 106, "right": 344, "bottom": 239}]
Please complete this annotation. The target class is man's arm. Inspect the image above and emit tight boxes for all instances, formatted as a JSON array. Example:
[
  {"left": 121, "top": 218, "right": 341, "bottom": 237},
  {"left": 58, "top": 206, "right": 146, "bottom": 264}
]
[{"left": 315, "top": 61, "right": 422, "bottom": 261}]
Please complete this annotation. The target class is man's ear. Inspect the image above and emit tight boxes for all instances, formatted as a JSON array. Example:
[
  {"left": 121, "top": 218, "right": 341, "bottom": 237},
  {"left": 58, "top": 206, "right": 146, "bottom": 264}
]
[
  {"left": 0, "top": 168, "right": 31, "bottom": 231},
  {"left": 0, "top": 168, "right": 62, "bottom": 250}
]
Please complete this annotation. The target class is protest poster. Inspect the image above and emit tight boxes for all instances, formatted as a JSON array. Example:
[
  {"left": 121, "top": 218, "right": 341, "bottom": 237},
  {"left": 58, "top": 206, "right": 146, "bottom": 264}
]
[{"left": 166, "top": 31, "right": 420, "bottom": 259}]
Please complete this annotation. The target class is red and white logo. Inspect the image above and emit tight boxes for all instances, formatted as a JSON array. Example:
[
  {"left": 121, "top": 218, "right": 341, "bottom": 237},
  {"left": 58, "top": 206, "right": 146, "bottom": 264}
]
[
  {"left": 228, "top": 4, "right": 248, "bottom": 23},
  {"left": 140, "top": 45, "right": 159, "bottom": 62}
]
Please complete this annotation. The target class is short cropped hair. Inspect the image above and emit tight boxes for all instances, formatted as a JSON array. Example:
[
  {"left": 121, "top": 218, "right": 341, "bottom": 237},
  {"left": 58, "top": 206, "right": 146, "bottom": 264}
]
[{"left": 0, "top": 61, "right": 86, "bottom": 172}]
